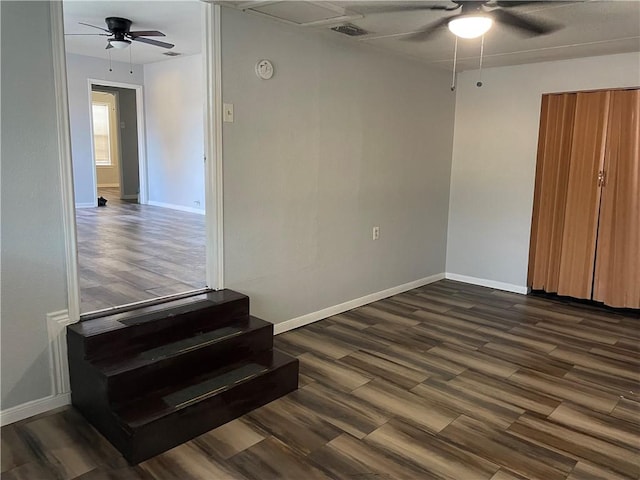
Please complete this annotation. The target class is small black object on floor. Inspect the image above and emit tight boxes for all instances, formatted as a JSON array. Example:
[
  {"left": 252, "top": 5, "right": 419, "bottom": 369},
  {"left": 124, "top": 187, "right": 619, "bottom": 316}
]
[
  {"left": 98, "top": 196, "right": 108, "bottom": 207},
  {"left": 66, "top": 289, "right": 299, "bottom": 464}
]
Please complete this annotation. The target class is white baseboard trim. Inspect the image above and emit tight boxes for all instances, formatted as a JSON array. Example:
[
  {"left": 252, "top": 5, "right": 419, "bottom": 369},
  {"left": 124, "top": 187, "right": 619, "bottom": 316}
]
[
  {"left": 0, "top": 393, "right": 70, "bottom": 427},
  {"left": 1, "top": 310, "right": 76, "bottom": 426},
  {"left": 75, "top": 202, "right": 95, "bottom": 209},
  {"left": 97, "top": 183, "right": 120, "bottom": 188},
  {"left": 274, "top": 273, "right": 445, "bottom": 335},
  {"left": 47, "top": 310, "right": 75, "bottom": 395},
  {"left": 147, "top": 200, "right": 205, "bottom": 215},
  {"left": 445, "top": 273, "right": 529, "bottom": 295}
]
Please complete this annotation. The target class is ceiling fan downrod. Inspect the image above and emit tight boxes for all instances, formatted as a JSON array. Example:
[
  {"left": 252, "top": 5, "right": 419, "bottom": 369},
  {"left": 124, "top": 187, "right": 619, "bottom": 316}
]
[
  {"left": 477, "top": 34, "right": 485, "bottom": 87},
  {"left": 451, "top": 36, "right": 458, "bottom": 91}
]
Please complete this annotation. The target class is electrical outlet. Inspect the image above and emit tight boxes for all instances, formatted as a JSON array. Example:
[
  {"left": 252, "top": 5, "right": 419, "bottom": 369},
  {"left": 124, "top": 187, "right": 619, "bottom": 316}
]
[{"left": 372, "top": 226, "right": 380, "bottom": 240}]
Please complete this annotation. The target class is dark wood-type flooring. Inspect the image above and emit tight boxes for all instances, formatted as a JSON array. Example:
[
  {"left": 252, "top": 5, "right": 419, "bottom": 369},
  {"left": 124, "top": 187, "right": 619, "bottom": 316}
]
[
  {"left": 76, "top": 188, "right": 206, "bottom": 313},
  {"left": 2, "top": 280, "right": 639, "bottom": 479}
]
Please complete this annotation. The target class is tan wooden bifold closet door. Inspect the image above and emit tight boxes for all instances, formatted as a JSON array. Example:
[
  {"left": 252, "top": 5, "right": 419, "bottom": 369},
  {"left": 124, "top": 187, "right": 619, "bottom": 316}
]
[
  {"left": 593, "top": 89, "right": 640, "bottom": 308},
  {"left": 528, "top": 93, "right": 576, "bottom": 292},
  {"left": 528, "top": 88, "right": 639, "bottom": 309},
  {"left": 556, "top": 91, "right": 611, "bottom": 300}
]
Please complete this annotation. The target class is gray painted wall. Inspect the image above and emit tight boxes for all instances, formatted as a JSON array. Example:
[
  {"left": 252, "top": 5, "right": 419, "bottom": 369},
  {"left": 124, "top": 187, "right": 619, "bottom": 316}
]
[
  {"left": 8, "top": 2, "right": 634, "bottom": 419},
  {"left": 93, "top": 85, "right": 140, "bottom": 199},
  {"left": 446, "top": 52, "right": 640, "bottom": 288},
  {"left": 1, "top": 1, "right": 68, "bottom": 409},
  {"left": 221, "top": 8, "right": 456, "bottom": 324},
  {"left": 144, "top": 54, "right": 205, "bottom": 210},
  {"left": 66, "top": 53, "right": 143, "bottom": 206}
]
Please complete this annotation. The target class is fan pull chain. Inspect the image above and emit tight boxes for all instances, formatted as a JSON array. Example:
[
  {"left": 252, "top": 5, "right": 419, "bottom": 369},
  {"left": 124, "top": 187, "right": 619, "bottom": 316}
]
[
  {"left": 129, "top": 47, "right": 133, "bottom": 75},
  {"left": 451, "top": 36, "right": 458, "bottom": 91},
  {"left": 477, "top": 34, "right": 485, "bottom": 87},
  {"left": 108, "top": 49, "right": 113, "bottom": 72}
]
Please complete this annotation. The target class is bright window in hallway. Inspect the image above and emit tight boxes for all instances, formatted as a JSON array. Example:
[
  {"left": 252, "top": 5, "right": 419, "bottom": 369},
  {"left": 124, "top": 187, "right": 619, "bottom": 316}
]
[{"left": 92, "top": 102, "right": 112, "bottom": 166}]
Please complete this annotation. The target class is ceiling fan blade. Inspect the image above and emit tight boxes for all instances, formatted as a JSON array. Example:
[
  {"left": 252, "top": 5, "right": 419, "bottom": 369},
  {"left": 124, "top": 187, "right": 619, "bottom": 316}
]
[
  {"left": 493, "top": 1, "right": 545, "bottom": 7},
  {"left": 128, "top": 30, "right": 166, "bottom": 38},
  {"left": 79, "top": 21, "right": 111, "bottom": 33},
  {"left": 405, "top": 15, "right": 455, "bottom": 41},
  {"left": 490, "top": 8, "right": 559, "bottom": 35},
  {"left": 369, "top": 3, "right": 461, "bottom": 13},
  {"left": 65, "top": 33, "right": 110, "bottom": 36},
  {"left": 131, "top": 36, "right": 175, "bottom": 49}
]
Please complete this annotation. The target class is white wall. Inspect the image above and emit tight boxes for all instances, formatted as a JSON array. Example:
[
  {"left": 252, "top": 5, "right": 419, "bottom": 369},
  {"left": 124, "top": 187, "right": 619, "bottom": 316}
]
[
  {"left": 1, "top": 1, "right": 68, "bottom": 410},
  {"left": 66, "top": 53, "right": 143, "bottom": 206},
  {"left": 221, "top": 8, "right": 456, "bottom": 324},
  {"left": 144, "top": 54, "right": 205, "bottom": 211},
  {"left": 446, "top": 52, "right": 640, "bottom": 290}
]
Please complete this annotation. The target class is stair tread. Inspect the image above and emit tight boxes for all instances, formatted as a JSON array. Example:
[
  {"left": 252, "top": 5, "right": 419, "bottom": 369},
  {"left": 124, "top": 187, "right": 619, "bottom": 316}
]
[
  {"left": 69, "top": 289, "right": 247, "bottom": 338},
  {"left": 114, "top": 350, "right": 296, "bottom": 429},
  {"left": 163, "top": 362, "right": 267, "bottom": 408},
  {"left": 94, "top": 316, "right": 272, "bottom": 376}
]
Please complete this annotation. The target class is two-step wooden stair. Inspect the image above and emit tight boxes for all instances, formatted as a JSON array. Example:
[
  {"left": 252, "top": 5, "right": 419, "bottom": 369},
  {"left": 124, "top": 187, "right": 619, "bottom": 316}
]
[{"left": 67, "top": 290, "right": 299, "bottom": 464}]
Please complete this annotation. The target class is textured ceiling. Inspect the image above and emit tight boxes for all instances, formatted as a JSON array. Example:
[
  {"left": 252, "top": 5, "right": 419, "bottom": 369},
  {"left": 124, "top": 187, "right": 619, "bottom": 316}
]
[{"left": 63, "top": 1, "right": 640, "bottom": 70}]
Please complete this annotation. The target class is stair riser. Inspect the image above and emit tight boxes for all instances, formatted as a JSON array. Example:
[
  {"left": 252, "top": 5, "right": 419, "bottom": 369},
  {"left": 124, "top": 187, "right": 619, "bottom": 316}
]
[
  {"left": 125, "top": 359, "right": 299, "bottom": 464},
  {"left": 69, "top": 360, "right": 131, "bottom": 457},
  {"left": 107, "top": 324, "right": 274, "bottom": 404},
  {"left": 76, "top": 297, "right": 249, "bottom": 361}
]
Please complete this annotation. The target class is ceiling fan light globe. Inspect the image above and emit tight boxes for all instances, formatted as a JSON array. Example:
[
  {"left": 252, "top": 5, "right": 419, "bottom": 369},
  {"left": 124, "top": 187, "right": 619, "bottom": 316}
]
[
  {"left": 109, "top": 39, "right": 131, "bottom": 49},
  {"left": 448, "top": 16, "right": 493, "bottom": 39}
]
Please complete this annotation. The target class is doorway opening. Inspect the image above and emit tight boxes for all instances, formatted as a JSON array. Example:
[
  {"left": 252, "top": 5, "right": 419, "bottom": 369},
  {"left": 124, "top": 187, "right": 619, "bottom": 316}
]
[
  {"left": 62, "top": 1, "right": 212, "bottom": 315},
  {"left": 91, "top": 85, "right": 140, "bottom": 206}
]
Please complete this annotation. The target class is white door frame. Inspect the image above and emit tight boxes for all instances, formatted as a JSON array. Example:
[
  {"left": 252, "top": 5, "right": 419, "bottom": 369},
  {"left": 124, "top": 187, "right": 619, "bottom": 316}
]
[
  {"left": 89, "top": 90, "right": 124, "bottom": 198},
  {"left": 88, "top": 79, "right": 149, "bottom": 205},
  {"left": 51, "top": 2, "right": 224, "bottom": 323},
  {"left": 203, "top": 2, "right": 225, "bottom": 290}
]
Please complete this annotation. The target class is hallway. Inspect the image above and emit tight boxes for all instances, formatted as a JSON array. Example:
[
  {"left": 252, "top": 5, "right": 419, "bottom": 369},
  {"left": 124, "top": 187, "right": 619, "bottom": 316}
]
[{"left": 76, "top": 188, "right": 206, "bottom": 313}]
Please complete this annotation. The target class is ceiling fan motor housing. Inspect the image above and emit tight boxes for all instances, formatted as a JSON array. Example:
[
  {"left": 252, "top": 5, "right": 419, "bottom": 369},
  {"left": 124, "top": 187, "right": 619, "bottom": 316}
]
[
  {"left": 459, "top": 2, "right": 487, "bottom": 15},
  {"left": 105, "top": 17, "right": 132, "bottom": 33}
]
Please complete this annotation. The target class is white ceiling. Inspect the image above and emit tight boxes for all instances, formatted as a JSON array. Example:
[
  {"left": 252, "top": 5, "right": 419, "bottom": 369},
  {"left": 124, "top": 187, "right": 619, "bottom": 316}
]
[
  {"left": 63, "top": 1, "right": 202, "bottom": 64},
  {"left": 63, "top": 1, "right": 640, "bottom": 70},
  {"left": 358, "top": 1, "right": 640, "bottom": 70}
]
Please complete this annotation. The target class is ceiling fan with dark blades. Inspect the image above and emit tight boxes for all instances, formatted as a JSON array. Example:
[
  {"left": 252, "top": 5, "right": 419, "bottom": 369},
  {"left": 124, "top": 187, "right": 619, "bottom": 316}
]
[
  {"left": 371, "top": 1, "right": 562, "bottom": 40},
  {"left": 66, "top": 17, "right": 174, "bottom": 50}
]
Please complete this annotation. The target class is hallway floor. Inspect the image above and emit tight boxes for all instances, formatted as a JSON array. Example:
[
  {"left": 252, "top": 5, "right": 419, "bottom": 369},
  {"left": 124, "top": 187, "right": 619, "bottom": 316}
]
[{"left": 76, "top": 188, "right": 206, "bottom": 313}]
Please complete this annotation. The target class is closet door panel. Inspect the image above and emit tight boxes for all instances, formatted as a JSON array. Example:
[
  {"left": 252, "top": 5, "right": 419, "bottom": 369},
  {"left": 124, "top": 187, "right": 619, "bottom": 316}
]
[
  {"left": 557, "top": 91, "right": 610, "bottom": 299},
  {"left": 528, "top": 94, "right": 576, "bottom": 291},
  {"left": 593, "top": 89, "right": 640, "bottom": 308}
]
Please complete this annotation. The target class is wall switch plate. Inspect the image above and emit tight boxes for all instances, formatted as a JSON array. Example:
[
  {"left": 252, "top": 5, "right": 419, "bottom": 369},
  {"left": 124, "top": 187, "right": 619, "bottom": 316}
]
[
  {"left": 223, "top": 103, "right": 234, "bottom": 123},
  {"left": 372, "top": 226, "right": 380, "bottom": 240}
]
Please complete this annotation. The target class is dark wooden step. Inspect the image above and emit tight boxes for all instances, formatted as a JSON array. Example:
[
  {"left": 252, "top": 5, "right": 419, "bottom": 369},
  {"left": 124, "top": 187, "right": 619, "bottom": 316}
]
[
  {"left": 68, "top": 289, "right": 249, "bottom": 361},
  {"left": 104, "top": 350, "right": 298, "bottom": 464},
  {"left": 68, "top": 289, "right": 299, "bottom": 464},
  {"left": 93, "top": 316, "right": 274, "bottom": 404}
]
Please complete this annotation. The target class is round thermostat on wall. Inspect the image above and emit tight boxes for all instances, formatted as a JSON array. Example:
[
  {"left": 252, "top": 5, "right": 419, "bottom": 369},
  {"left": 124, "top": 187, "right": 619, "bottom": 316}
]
[{"left": 255, "top": 59, "right": 274, "bottom": 80}]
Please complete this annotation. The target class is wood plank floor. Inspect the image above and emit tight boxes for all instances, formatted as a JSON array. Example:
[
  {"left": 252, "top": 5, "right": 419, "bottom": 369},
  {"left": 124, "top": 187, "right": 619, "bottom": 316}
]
[
  {"left": 76, "top": 188, "right": 206, "bottom": 313},
  {"left": 2, "top": 280, "right": 639, "bottom": 479}
]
